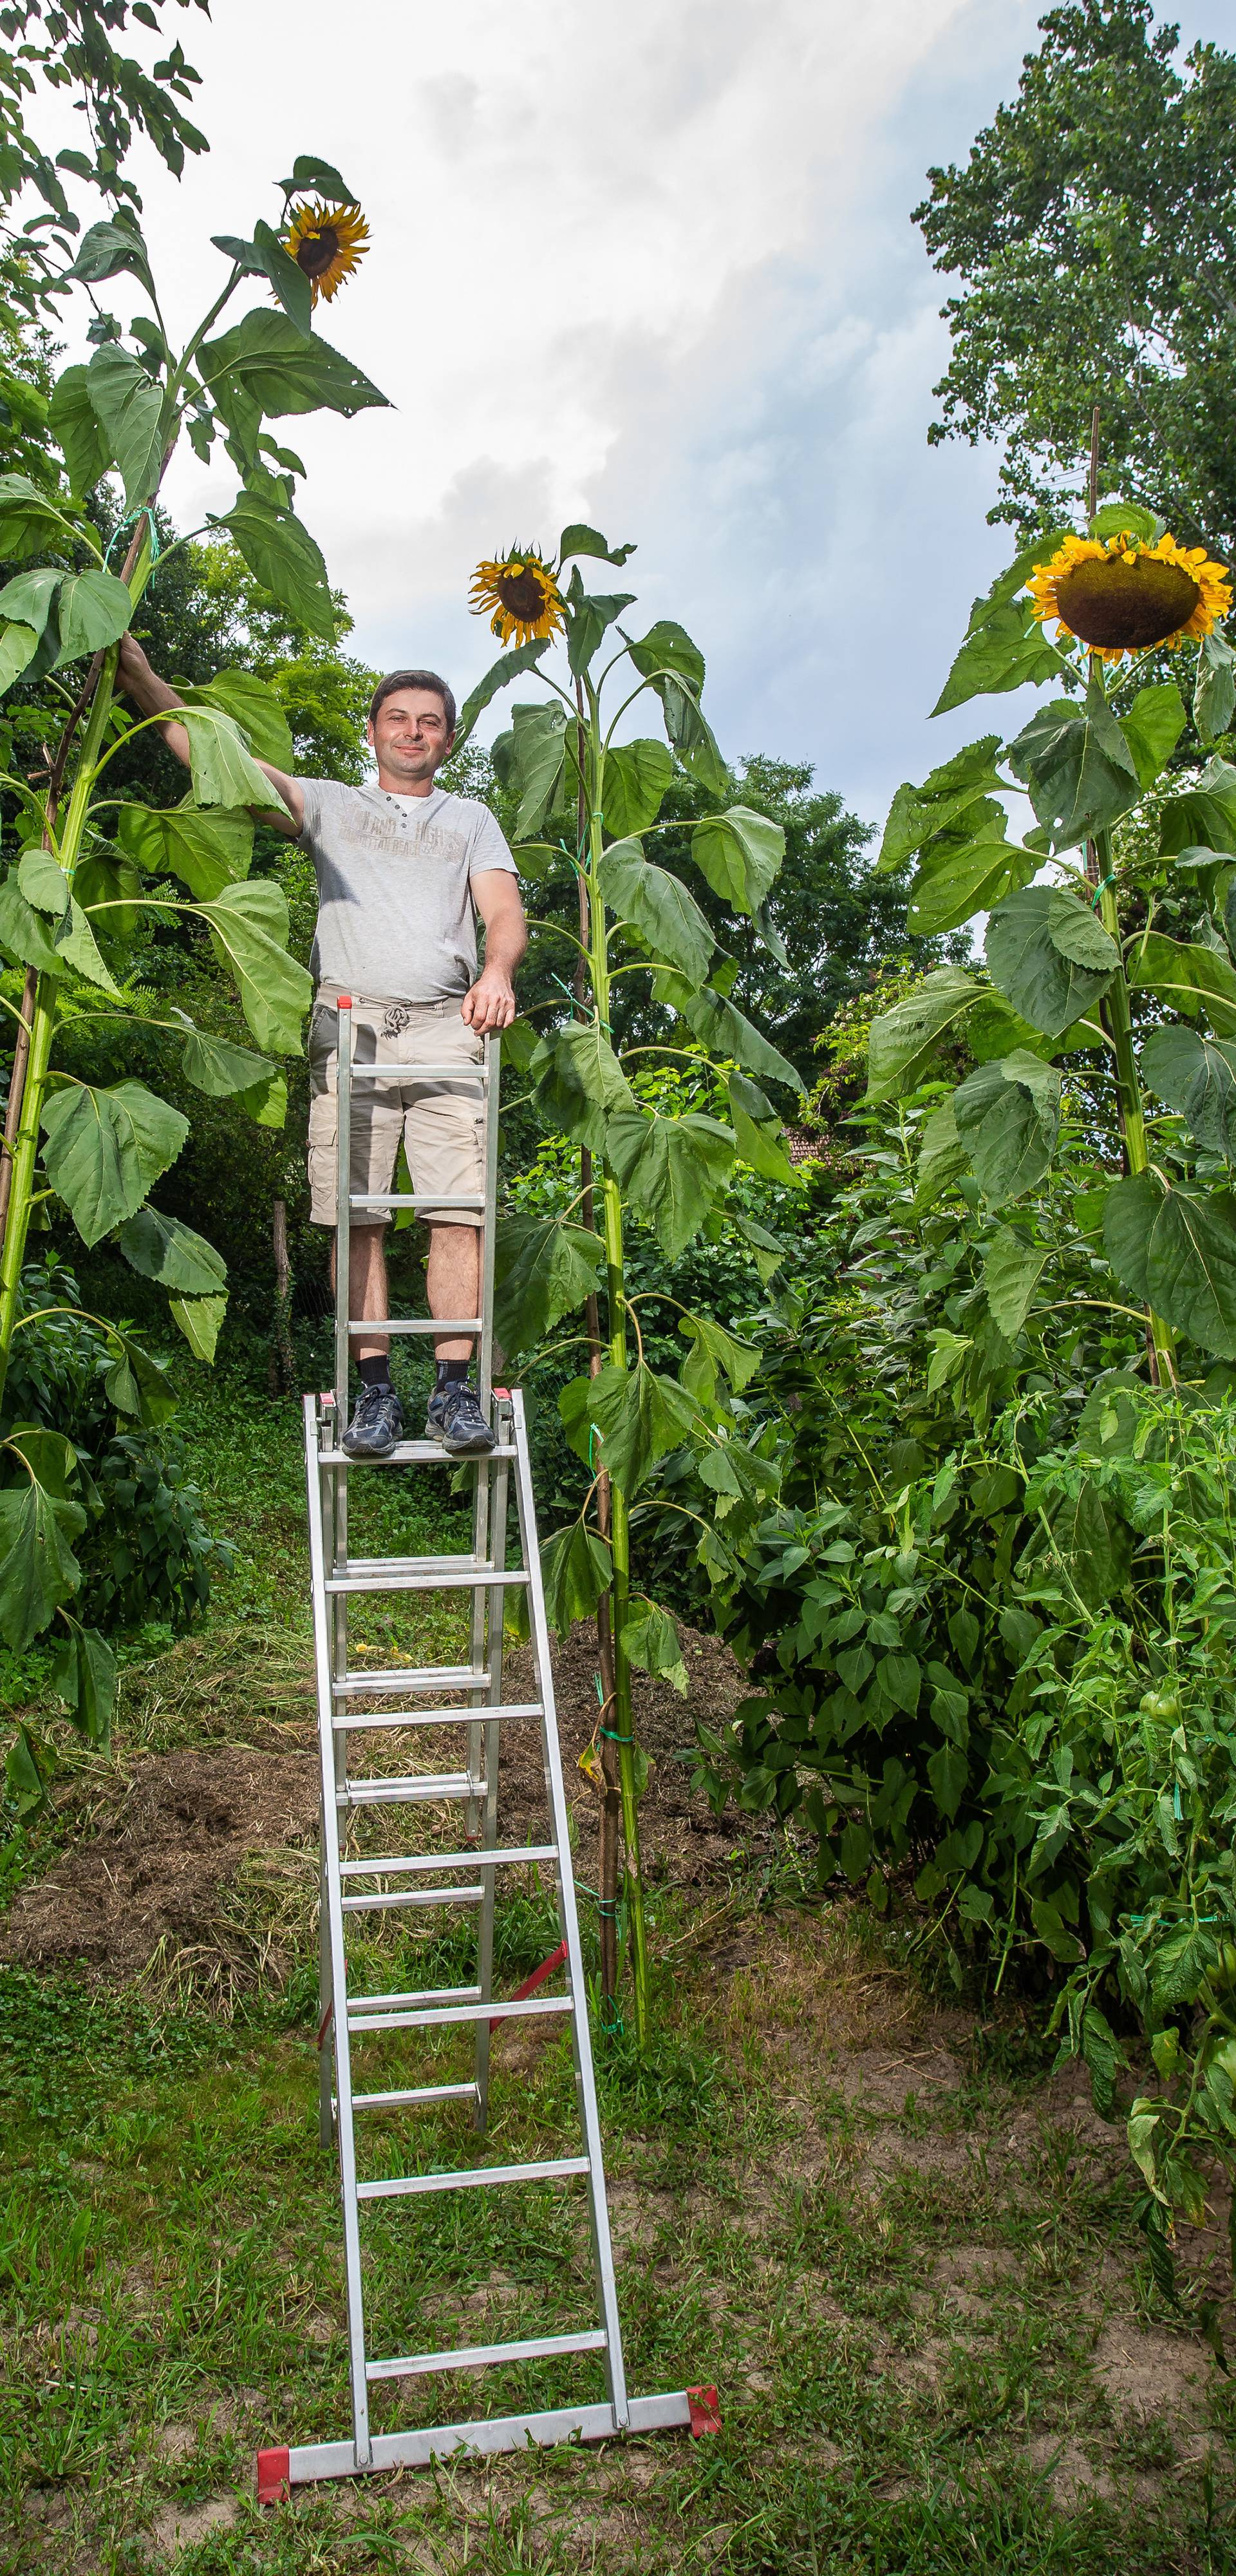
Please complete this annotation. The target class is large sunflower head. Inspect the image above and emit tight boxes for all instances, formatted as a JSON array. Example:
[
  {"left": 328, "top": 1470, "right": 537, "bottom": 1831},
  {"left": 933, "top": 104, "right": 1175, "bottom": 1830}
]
[
  {"left": 469, "top": 549, "right": 565, "bottom": 648},
  {"left": 282, "top": 198, "right": 370, "bottom": 304},
  {"left": 1029, "top": 530, "right": 1231, "bottom": 661}
]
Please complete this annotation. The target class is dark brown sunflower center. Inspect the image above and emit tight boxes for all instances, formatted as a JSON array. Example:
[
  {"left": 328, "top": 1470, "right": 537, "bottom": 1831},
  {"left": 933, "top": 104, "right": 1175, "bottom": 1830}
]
[
  {"left": 1056, "top": 554, "right": 1200, "bottom": 650},
  {"left": 294, "top": 225, "right": 340, "bottom": 279},
  {"left": 496, "top": 566, "right": 548, "bottom": 621}
]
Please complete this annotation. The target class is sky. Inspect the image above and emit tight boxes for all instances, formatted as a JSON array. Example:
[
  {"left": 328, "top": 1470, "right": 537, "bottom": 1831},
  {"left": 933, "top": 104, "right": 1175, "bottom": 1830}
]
[{"left": 67, "top": 0, "right": 1236, "bottom": 837}]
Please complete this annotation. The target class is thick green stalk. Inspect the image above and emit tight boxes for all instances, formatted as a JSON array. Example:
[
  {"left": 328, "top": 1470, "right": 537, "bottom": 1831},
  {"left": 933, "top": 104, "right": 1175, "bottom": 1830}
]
[
  {"left": 585, "top": 717, "right": 650, "bottom": 2046},
  {"left": 0, "top": 654, "right": 119, "bottom": 1392},
  {"left": 1094, "top": 830, "right": 1175, "bottom": 1382}
]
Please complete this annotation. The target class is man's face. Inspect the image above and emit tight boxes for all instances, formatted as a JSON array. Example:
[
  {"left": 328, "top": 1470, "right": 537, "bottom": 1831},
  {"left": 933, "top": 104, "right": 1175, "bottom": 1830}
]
[{"left": 368, "top": 688, "right": 454, "bottom": 785}]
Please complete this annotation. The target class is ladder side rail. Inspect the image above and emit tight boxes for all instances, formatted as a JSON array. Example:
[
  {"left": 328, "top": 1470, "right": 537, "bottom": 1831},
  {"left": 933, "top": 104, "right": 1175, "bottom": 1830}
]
[
  {"left": 509, "top": 1387, "right": 630, "bottom": 2428},
  {"left": 467, "top": 1032, "right": 501, "bottom": 1829},
  {"left": 473, "top": 1406, "right": 510, "bottom": 2129},
  {"left": 304, "top": 1396, "right": 373, "bottom": 2467},
  {"left": 333, "top": 999, "right": 353, "bottom": 1418}
]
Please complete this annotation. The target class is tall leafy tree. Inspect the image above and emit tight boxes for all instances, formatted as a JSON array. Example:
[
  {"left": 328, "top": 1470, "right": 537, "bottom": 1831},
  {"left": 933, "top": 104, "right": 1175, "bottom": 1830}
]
[{"left": 914, "top": 2, "right": 1236, "bottom": 545}]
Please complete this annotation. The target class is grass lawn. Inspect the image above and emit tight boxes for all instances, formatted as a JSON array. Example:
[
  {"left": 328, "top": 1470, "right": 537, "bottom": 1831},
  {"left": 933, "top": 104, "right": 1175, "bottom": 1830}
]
[{"left": 1, "top": 1372, "right": 1233, "bottom": 2573}]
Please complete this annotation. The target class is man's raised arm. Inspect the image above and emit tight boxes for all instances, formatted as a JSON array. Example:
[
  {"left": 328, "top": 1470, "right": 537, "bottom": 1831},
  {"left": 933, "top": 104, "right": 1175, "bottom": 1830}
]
[{"left": 116, "top": 634, "right": 304, "bottom": 836}]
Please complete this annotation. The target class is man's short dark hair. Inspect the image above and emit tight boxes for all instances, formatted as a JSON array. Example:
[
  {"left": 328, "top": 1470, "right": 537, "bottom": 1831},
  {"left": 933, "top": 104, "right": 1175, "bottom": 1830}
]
[{"left": 368, "top": 668, "right": 457, "bottom": 734}]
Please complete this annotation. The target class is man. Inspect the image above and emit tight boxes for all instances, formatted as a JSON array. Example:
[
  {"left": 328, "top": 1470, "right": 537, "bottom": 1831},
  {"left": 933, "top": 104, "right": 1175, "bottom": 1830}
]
[{"left": 117, "top": 638, "right": 527, "bottom": 1461}]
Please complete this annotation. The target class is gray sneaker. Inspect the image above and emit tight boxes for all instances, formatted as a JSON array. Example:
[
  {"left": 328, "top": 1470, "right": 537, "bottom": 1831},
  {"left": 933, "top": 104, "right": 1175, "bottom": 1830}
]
[
  {"left": 426, "top": 1380, "right": 496, "bottom": 1455},
  {"left": 342, "top": 1384, "right": 404, "bottom": 1458}
]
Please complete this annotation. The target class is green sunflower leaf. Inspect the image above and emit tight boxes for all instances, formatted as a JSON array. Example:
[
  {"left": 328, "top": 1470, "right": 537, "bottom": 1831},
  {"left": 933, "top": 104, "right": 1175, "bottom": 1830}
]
[
  {"left": 117, "top": 798, "right": 254, "bottom": 899},
  {"left": 1160, "top": 756, "right": 1236, "bottom": 858},
  {"left": 198, "top": 879, "right": 312, "bottom": 1053},
  {"left": 1195, "top": 632, "right": 1236, "bottom": 748},
  {"left": 986, "top": 886, "right": 1117, "bottom": 1036},
  {"left": 47, "top": 368, "right": 111, "bottom": 497},
  {"left": 117, "top": 1208, "right": 227, "bottom": 1296},
  {"left": 557, "top": 523, "right": 637, "bottom": 567},
  {"left": 86, "top": 343, "right": 164, "bottom": 510},
  {"left": 623, "top": 1599, "right": 688, "bottom": 1696},
  {"left": 453, "top": 638, "right": 550, "bottom": 755},
  {"left": 169, "top": 1294, "right": 228, "bottom": 1362},
  {"left": 1140, "top": 1024, "right": 1236, "bottom": 1159},
  {"left": 559, "top": 1359, "right": 698, "bottom": 1497},
  {"left": 1128, "top": 933, "right": 1236, "bottom": 1039},
  {"left": 1105, "top": 1171, "right": 1236, "bottom": 1357},
  {"left": 1007, "top": 681, "right": 1140, "bottom": 851},
  {"left": 539, "top": 1522, "right": 612, "bottom": 1634},
  {"left": 493, "top": 1215, "right": 605, "bottom": 1354},
  {"left": 41, "top": 1081, "right": 189, "bottom": 1248},
  {"left": 602, "top": 739, "right": 674, "bottom": 837},
  {"left": 0, "top": 468, "right": 88, "bottom": 558},
  {"left": 222, "top": 489, "right": 335, "bottom": 639},
  {"left": 605, "top": 1109, "right": 735, "bottom": 1258},
  {"left": 198, "top": 308, "right": 389, "bottom": 422},
  {"left": 691, "top": 806, "right": 785, "bottom": 918},
  {"left": 1120, "top": 681, "right": 1187, "bottom": 790},
  {"left": 864, "top": 965, "right": 980, "bottom": 1103},
  {"left": 599, "top": 838, "right": 714, "bottom": 983},
  {"left": 953, "top": 1050, "right": 1062, "bottom": 1200},
  {"left": 932, "top": 596, "right": 1062, "bottom": 718},
  {"left": 530, "top": 1022, "right": 636, "bottom": 1153}
]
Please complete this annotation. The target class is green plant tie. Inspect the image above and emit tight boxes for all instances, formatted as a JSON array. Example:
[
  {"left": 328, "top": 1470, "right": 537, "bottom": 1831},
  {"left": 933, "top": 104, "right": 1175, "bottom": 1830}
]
[
  {"left": 600, "top": 1726, "right": 633, "bottom": 1744},
  {"left": 1090, "top": 870, "right": 1116, "bottom": 909},
  {"left": 104, "top": 506, "right": 160, "bottom": 583},
  {"left": 601, "top": 2009, "right": 624, "bottom": 2034}
]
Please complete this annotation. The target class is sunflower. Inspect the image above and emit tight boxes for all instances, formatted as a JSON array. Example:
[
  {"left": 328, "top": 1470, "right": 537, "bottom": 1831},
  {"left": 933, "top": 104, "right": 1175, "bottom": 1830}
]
[
  {"left": 1028, "top": 530, "right": 1231, "bottom": 661},
  {"left": 469, "top": 549, "right": 565, "bottom": 648},
  {"left": 282, "top": 198, "right": 370, "bottom": 305}
]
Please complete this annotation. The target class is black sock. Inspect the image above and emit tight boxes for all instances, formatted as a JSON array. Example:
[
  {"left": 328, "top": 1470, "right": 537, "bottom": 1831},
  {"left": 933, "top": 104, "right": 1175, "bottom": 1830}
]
[
  {"left": 436, "top": 1358, "right": 470, "bottom": 1388},
  {"left": 358, "top": 1354, "right": 393, "bottom": 1391}
]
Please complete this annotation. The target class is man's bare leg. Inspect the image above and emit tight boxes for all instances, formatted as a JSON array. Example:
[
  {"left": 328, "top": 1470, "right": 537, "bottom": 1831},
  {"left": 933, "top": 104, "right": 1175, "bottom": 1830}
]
[
  {"left": 426, "top": 1222, "right": 480, "bottom": 1361},
  {"left": 330, "top": 1225, "right": 389, "bottom": 1358}
]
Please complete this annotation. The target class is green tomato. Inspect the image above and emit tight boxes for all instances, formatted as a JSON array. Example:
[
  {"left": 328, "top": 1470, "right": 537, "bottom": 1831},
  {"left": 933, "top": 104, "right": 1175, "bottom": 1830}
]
[
  {"left": 1207, "top": 1942, "right": 1236, "bottom": 1995},
  {"left": 1139, "top": 1689, "right": 1181, "bottom": 1721}
]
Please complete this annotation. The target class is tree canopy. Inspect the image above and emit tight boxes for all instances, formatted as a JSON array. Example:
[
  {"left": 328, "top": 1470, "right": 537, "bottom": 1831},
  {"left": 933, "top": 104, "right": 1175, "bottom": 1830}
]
[{"left": 914, "top": 1, "right": 1236, "bottom": 547}]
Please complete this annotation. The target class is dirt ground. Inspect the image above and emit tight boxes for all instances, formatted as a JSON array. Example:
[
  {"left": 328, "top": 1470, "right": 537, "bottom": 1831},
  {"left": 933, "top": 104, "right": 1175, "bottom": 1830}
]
[{"left": 0, "top": 1620, "right": 769, "bottom": 1985}]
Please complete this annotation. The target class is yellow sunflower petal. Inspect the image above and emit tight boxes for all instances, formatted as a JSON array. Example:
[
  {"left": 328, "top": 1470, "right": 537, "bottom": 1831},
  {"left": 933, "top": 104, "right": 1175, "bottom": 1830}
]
[
  {"left": 1027, "top": 526, "right": 1231, "bottom": 661},
  {"left": 283, "top": 198, "right": 370, "bottom": 306}
]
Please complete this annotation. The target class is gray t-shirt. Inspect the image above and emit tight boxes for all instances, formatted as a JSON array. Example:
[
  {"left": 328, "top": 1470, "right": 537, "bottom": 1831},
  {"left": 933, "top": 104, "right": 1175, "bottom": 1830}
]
[{"left": 296, "top": 779, "right": 518, "bottom": 1003}]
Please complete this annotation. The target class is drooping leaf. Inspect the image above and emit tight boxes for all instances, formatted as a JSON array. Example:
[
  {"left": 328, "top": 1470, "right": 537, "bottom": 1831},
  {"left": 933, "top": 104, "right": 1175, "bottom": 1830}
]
[
  {"left": 1007, "top": 683, "right": 1140, "bottom": 851},
  {"left": 278, "top": 154, "right": 357, "bottom": 201},
  {"left": 625, "top": 620, "right": 706, "bottom": 691},
  {"left": 494, "top": 1215, "right": 604, "bottom": 1352},
  {"left": 727, "top": 1069, "right": 792, "bottom": 1182},
  {"left": 53, "top": 1616, "right": 117, "bottom": 1744},
  {"left": 877, "top": 740, "right": 1004, "bottom": 871},
  {"left": 540, "top": 1521, "right": 612, "bottom": 1633},
  {"left": 103, "top": 1333, "right": 176, "bottom": 1425},
  {"left": 0, "top": 467, "right": 85, "bottom": 557},
  {"left": 557, "top": 524, "right": 637, "bottom": 569},
  {"left": 982, "top": 1227, "right": 1049, "bottom": 1338},
  {"left": 0, "top": 1475, "right": 82, "bottom": 1651},
  {"left": 50, "top": 568, "right": 135, "bottom": 669},
  {"left": 66, "top": 216, "right": 156, "bottom": 297},
  {"left": 86, "top": 343, "right": 164, "bottom": 509},
  {"left": 453, "top": 638, "right": 550, "bottom": 754},
  {"left": 659, "top": 675, "right": 728, "bottom": 795},
  {"left": 908, "top": 835, "right": 1036, "bottom": 936},
  {"left": 176, "top": 1019, "right": 277, "bottom": 1103},
  {"left": 914, "top": 1099, "right": 970, "bottom": 1212},
  {"left": 15, "top": 847, "right": 121, "bottom": 996},
  {"left": 198, "top": 308, "right": 389, "bottom": 421},
  {"left": 117, "top": 1207, "right": 227, "bottom": 1296},
  {"left": 0, "top": 874, "right": 61, "bottom": 974},
  {"left": 623, "top": 1598, "right": 688, "bottom": 1696},
  {"left": 986, "top": 886, "right": 1117, "bottom": 1036},
  {"left": 0, "top": 623, "right": 40, "bottom": 693},
  {"left": 1105, "top": 1171, "right": 1236, "bottom": 1357},
  {"left": 1128, "top": 932, "right": 1236, "bottom": 1039},
  {"left": 602, "top": 739, "right": 673, "bottom": 838},
  {"left": 1195, "top": 632, "right": 1236, "bottom": 748},
  {"left": 182, "top": 705, "right": 288, "bottom": 814},
  {"left": 530, "top": 1021, "right": 636, "bottom": 1153},
  {"left": 508, "top": 701, "right": 567, "bottom": 840},
  {"left": 654, "top": 971, "right": 803, "bottom": 1091},
  {"left": 1140, "top": 1023, "right": 1236, "bottom": 1159},
  {"left": 117, "top": 798, "right": 254, "bottom": 898},
  {"left": 864, "top": 965, "right": 979, "bottom": 1103},
  {"left": 565, "top": 578, "right": 636, "bottom": 678},
  {"left": 1120, "top": 681, "right": 1186, "bottom": 790},
  {"left": 679, "top": 1311, "right": 760, "bottom": 1394},
  {"left": 1159, "top": 757, "right": 1236, "bottom": 858},
  {"left": 691, "top": 806, "right": 785, "bottom": 918},
  {"left": 181, "top": 670, "right": 294, "bottom": 768},
  {"left": 199, "top": 879, "right": 312, "bottom": 1052},
  {"left": 169, "top": 1294, "right": 228, "bottom": 1361},
  {"left": 953, "top": 1050, "right": 1061, "bottom": 1200},
  {"left": 41, "top": 1081, "right": 189, "bottom": 1247},
  {"left": 0, "top": 567, "right": 62, "bottom": 636},
  {"left": 47, "top": 368, "right": 111, "bottom": 497},
  {"left": 250, "top": 217, "right": 314, "bottom": 336},
  {"left": 605, "top": 1109, "right": 735, "bottom": 1258},
  {"left": 560, "top": 1360, "right": 698, "bottom": 1497},
  {"left": 599, "top": 838, "right": 713, "bottom": 983},
  {"left": 932, "top": 596, "right": 1062, "bottom": 717},
  {"left": 223, "top": 489, "right": 335, "bottom": 639},
  {"left": 1045, "top": 1479, "right": 1134, "bottom": 1611},
  {"left": 74, "top": 846, "right": 140, "bottom": 948}
]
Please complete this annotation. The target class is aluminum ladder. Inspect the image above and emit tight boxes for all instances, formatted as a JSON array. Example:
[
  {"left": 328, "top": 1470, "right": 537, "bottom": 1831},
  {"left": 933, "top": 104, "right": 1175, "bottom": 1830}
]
[{"left": 260, "top": 997, "right": 709, "bottom": 2496}]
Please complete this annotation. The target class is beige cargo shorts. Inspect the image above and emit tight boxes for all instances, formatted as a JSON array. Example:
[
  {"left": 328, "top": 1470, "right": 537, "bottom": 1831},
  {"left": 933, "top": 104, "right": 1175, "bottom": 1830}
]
[{"left": 308, "top": 983, "right": 485, "bottom": 1229}]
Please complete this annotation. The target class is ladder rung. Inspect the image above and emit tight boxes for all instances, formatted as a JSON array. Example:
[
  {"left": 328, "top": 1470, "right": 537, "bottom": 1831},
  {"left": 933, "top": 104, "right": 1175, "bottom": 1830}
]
[
  {"left": 351, "top": 2081, "right": 480, "bottom": 2110},
  {"left": 338, "top": 1773, "right": 474, "bottom": 1808},
  {"left": 333, "top": 1703, "right": 542, "bottom": 1733},
  {"left": 346, "top": 1066, "right": 489, "bottom": 1084},
  {"left": 350, "top": 1984, "right": 482, "bottom": 2012},
  {"left": 357, "top": 2155, "right": 589, "bottom": 2202},
  {"left": 366, "top": 2327, "right": 606, "bottom": 2383},
  {"left": 349, "top": 1993, "right": 572, "bottom": 2036},
  {"left": 342, "top": 1885, "right": 484, "bottom": 1913},
  {"left": 325, "top": 1567, "right": 528, "bottom": 1596},
  {"left": 341, "top": 1552, "right": 483, "bottom": 1577},
  {"left": 344, "top": 1314, "right": 483, "bottom": 1334},
  {"left": 319, "top": 1443, "right": 517, "bottom": 1468},
  {"left": 338, "top": 1844, "right": 557, "bottom": 1880},
  {"left": 334, "top": 1664, "right": 489, "bottom": 1697}
]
